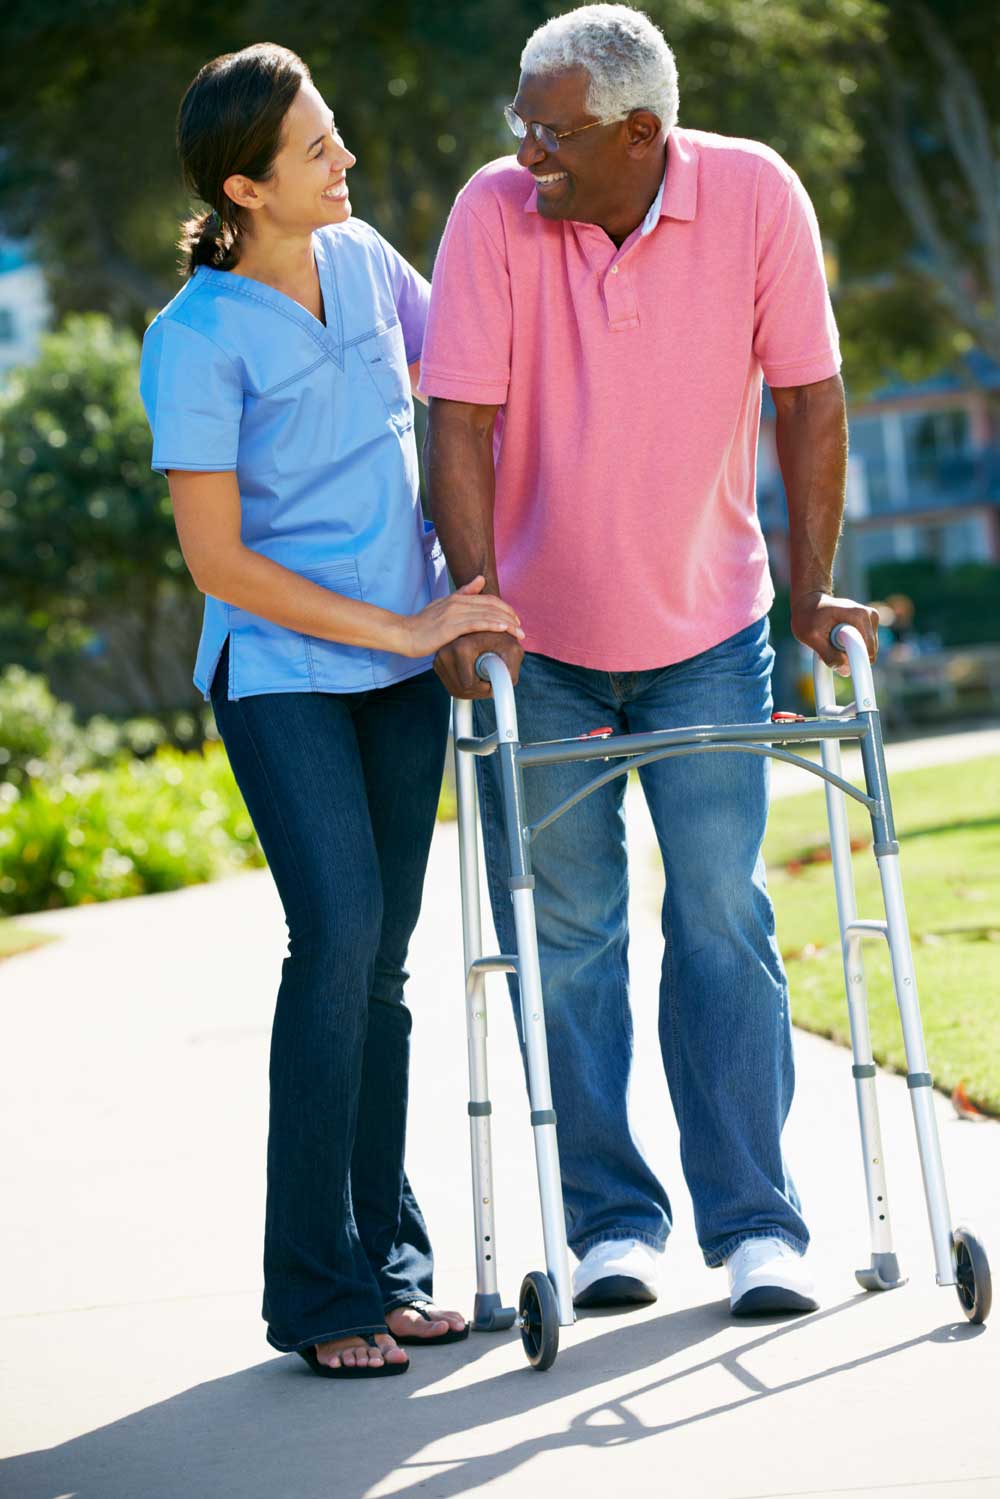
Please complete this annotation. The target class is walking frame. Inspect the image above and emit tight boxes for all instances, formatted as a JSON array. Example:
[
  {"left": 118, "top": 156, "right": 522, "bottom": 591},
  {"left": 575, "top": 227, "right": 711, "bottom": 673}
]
[{"left": 453, "top": 624, "right": 991, "bottom": 1371}]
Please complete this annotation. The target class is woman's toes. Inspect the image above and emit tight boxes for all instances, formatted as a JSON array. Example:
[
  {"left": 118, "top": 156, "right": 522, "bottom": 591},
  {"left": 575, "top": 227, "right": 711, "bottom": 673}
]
[
  {"left": 386, "top": 1305, "right": 465, "bottom": 1339},
  {"left": 434, "top": 1308, "right": 467, "bottom": 1332}
]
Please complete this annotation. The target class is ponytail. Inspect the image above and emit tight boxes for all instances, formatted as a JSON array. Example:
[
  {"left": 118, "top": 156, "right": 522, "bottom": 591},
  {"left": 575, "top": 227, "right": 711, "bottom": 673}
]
[{"left": 178, "top": 205, "right": 241, "bottom": 277}]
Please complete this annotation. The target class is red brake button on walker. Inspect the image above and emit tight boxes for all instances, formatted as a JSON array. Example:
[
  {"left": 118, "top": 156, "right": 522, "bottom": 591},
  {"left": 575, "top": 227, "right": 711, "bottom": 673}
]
[
  {"left": 771, "top": 711, "right": 806, "bottom": 722},
  {"left": 580, "top": 726, "right": 615, "bottom": 739}
]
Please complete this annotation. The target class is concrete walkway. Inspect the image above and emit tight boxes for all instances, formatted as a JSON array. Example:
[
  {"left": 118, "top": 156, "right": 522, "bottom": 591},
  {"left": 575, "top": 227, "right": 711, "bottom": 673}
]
[{"left": 1, "top": 729, "right": 998, "bottom": 1498}]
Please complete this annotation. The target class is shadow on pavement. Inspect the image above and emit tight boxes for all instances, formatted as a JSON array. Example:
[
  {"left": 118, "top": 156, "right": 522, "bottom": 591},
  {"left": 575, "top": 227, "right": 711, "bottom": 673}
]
[{"left": 2, "top": 1298, "right": 982, "bottom": 1499}]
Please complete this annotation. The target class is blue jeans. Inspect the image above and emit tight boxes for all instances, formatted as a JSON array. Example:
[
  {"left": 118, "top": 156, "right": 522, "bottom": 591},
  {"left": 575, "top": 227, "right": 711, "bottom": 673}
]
[
  {"left": 474, "top": 618, "right": 807, "bottom": 1267},
  {"left": 211, "top": 642, "right": 451, "bottom": 1349}
]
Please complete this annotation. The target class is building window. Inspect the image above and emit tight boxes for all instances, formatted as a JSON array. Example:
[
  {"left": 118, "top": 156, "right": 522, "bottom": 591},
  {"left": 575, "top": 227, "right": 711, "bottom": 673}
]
[{"left": 902, "top": 408, "right": 971, "bottom": 494}]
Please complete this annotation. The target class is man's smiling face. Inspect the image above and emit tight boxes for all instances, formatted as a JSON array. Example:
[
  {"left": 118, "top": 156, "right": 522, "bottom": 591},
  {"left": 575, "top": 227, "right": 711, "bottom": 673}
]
[{"left": 512, "top": 67, "right": 627, "bottom": 227}]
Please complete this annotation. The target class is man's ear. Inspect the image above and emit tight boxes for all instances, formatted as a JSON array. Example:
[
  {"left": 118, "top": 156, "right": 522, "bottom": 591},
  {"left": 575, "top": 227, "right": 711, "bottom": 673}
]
[{"left": 625, "top": 109, "right": 663, "bottom": 158}]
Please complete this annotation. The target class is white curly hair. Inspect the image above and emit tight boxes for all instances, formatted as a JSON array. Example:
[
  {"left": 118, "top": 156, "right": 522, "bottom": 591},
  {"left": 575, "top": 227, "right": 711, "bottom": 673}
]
[{"left": 520, "top": 4, "right": 679, "bottom": 132}]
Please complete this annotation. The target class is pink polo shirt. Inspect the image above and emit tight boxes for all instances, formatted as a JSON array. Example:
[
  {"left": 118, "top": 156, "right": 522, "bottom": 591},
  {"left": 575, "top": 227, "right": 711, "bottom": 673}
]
[{"left": 420, "top": 127, "right": 841, "bottom": 670}]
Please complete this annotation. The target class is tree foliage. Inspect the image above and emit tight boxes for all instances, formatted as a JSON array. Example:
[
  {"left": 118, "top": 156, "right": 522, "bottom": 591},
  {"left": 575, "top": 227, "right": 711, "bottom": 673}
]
[
  {"left": 836, "top": 0, "right": 1000, "bottom": 392},
  {"left": 3, "top": 1, "right": 997, "bottom": 389},
  {"left": 0, "top": 0, "right": 881, "bottom": 331}
]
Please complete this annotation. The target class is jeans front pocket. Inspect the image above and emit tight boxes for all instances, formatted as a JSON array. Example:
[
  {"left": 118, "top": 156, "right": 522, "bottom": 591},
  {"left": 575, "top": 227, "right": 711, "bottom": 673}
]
[{"left": 360, "top": 321, "right": 414, "bottom": 434}]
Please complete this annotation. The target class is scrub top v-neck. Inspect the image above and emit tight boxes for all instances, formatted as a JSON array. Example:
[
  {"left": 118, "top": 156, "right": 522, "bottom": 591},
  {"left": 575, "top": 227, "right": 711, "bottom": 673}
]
[{"left": 139, "top": 218, "right": 446, "bottom": 701}]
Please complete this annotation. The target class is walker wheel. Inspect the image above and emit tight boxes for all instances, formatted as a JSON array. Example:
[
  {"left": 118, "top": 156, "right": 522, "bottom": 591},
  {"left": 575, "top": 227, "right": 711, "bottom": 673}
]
[
  {"left": 953, "top": 1225, "right": 991, "bottom": 1325},
  {"left": 519, "top": 1270, "right": 559, "bottom": 1371}
]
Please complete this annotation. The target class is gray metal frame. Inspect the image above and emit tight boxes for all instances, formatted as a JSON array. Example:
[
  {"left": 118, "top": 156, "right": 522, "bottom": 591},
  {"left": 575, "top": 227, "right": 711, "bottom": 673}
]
[{"left": 453, "top": 624, "right": 962, "bottom": 1333}]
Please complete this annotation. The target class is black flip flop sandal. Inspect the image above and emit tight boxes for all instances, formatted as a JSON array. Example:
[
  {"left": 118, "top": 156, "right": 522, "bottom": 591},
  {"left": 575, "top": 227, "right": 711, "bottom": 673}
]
[
  {"left": 390, "top": 1302, "right": 470, "bottom": 1347},
  {"left": 297, "top": 1333, "right": 409, "bottom": 1379}
]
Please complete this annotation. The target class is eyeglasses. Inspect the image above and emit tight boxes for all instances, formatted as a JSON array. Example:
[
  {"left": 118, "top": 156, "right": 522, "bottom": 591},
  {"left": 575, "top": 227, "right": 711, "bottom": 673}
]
[{"left": 503, "top": 103, "right": 627, "bottom": 153}]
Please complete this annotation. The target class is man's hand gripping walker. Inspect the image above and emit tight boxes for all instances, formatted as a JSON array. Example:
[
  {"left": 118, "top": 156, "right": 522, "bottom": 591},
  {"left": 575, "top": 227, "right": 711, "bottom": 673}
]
[{"left": 452, "top": 624, "right": 991, "bottom": 1372}]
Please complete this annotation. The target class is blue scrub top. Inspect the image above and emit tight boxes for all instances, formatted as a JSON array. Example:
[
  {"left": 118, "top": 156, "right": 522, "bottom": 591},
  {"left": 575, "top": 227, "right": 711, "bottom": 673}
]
[{"left": 139, "top": 219, "right": 448, "bottom": 700}]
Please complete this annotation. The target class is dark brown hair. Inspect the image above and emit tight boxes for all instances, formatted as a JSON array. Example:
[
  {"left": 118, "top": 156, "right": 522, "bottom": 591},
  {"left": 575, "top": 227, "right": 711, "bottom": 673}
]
[{"left": 176, "top": 43, "right": 311, "bottom": 276}]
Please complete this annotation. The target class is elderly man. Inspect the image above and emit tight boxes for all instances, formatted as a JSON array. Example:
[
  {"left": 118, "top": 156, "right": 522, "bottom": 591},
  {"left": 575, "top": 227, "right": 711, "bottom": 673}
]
[{"left": 421, "top": 3, "right": 877, "bottom": 1315}]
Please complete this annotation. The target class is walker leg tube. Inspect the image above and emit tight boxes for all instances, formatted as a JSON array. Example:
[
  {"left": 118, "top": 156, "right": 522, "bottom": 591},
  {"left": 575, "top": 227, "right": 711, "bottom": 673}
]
[
  {"left": 852, "top": 697, "right": 956, "bottom": 1286},
  {"left": 455, "top": 700, "right": 516, "bottom": 1330},
  {"left": 509, "top": 885, "right": 574, "bottom": 1326},
  {"left": 465, "top": 968, "right": 510, "bottom": 1326},
  {"left": 877, "top": 846, "right": 957, "bottom": 1286},
  {"left": 454, "top": 699, "right": 484, "bottom": 976},
  {"left": 843, "top": 932, "right": 903, "bottom": 1289},
  {"left": 476, "top": 654, "right": 574, "bottom": 1330},
  {"left": 814, "top": 657, "right": 903, "bottom": 1289},
  {"left": 492, "top": 731, "right": 573, "bottom": 1329},
  {"left": 823, "top": 631, "right": 958, "bottom": 1289}
]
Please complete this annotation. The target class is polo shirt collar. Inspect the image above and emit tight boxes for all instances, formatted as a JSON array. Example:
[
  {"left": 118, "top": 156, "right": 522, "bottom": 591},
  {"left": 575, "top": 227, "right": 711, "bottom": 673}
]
[{"left": 521, "top": 127, "right": 699, "bottom": 224}]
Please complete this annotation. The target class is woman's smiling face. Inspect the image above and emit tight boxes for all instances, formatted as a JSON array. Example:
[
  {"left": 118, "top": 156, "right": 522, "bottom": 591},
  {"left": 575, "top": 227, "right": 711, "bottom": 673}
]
[{"left": 226, "top": 78, "right": 357, "bottom": 234}]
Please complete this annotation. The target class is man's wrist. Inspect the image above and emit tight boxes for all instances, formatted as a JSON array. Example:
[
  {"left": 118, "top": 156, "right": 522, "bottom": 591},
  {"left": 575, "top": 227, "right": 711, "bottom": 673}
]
[
  {"left": 454, "top": 571, "right": 501, "bottom": 596},
  {"left": 791, "top": 586, "right": 832, "bottom": 610}
]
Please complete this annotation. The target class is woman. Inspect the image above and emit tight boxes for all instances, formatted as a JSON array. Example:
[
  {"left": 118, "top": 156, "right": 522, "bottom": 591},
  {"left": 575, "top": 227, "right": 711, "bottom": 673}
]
[{"left": 139, "top": 43, "right": 523, "bottom": 1380}]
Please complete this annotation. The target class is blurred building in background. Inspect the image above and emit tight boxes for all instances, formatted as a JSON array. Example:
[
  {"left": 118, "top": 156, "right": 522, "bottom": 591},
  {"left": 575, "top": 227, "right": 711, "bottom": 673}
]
[
  {"left": 0, "top": 239, "right": 49, "bottom": 381},
  {"left": 760, "top": 362, "right": 1000, "bottom": 725},
  {"left": 760, "top": 357, "right": 1000, "bottom": 591}
]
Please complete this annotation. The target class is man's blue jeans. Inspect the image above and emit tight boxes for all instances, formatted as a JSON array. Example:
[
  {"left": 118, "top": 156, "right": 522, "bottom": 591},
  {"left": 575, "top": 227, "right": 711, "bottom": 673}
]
[
  {"left": 474, "top": 618, "right": 808, "bottom": 1267},
  {"left": 211, "top": 642, "right": 450, "bottom": 1350}
]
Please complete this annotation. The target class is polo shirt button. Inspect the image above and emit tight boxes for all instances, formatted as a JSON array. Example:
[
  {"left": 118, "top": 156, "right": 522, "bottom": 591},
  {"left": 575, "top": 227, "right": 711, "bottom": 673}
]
[{"left": 611, "top": 266, "right": 619, "bottom": 275}]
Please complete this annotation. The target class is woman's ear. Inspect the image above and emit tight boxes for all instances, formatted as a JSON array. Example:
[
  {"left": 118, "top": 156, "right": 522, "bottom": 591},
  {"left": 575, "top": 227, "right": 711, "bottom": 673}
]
[{"left": 223, "top": 174, "right": 263, "bottom": 213}]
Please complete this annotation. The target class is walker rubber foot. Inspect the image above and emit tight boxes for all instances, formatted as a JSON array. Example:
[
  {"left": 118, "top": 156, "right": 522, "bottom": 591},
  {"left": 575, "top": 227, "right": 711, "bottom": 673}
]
[
  {"left": 472, "top": 1291, "right": 517, "bottom": 1332},
  {"left": 856, "top": 1252, "right": 907, "bottom": 1292}
]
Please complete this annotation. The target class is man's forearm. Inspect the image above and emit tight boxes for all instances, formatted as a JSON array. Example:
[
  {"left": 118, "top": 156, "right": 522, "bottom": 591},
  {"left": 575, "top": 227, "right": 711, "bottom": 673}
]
[
  {"left": 772, "top": 374, "right": 848, "bottom": 601},
  {"left": 424, "top": 397, "right": 501, "bottom": 593},
  {"left": 772, "top": 373, "right": 878, "bottom": 665}
]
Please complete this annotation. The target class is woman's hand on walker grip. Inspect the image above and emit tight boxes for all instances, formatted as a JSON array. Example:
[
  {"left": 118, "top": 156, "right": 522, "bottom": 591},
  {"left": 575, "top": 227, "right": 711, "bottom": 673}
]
[
  {"left": 402, "top": 576, "right": 523, "bottom": 659},
  {"left": 791, "top": 590, "right": 880, "bottom": 676}
]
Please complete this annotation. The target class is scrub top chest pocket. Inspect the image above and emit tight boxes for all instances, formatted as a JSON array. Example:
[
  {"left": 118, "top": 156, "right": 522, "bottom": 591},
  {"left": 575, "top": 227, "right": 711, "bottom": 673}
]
[{"left": 359, "top": 320, "right": 414, "bottom": 433}]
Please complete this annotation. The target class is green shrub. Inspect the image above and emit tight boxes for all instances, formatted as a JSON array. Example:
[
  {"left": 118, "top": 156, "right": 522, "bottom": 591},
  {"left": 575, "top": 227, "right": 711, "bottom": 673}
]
[
  {"left": 0, "top": 663, "right": 225, "bottom": 789},
  {"left": 0, "top": 743, "right": 264, "bottom": 915},
  {"left": 0, "top": 665, "right": 99, "bottom": 786}
]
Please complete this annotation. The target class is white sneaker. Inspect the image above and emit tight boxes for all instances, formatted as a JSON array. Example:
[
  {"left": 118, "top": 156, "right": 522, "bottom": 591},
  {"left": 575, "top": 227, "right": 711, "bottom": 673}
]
[
  {"left": 572, "top": 1238, "right": 662, "bottom": 1308},
  {"left": 726, "top": 1236, "right": 818, "bottom": 1317}
]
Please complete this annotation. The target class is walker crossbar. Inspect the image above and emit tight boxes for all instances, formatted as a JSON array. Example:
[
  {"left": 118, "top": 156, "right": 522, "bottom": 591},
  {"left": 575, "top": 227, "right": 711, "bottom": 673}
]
[
  {"left": 457, "top": 718, "right": 885, "bottom": 838},
  {"left": 453, "top": 623, "right": 991, "bottom": 1370}
]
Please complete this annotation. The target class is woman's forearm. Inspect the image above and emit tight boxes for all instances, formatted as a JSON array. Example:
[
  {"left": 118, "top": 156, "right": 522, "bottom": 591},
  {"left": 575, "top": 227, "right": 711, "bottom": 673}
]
[
  {"left": 199, "top": 545, "right": 411, "bottom": 655},
  {"left": 167, "top": 470, "right": 413, "bottom": 653}
]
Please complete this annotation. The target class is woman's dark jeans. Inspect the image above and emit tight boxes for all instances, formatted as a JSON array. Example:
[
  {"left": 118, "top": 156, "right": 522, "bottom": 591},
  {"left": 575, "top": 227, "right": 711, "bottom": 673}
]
[{"left": 210, "top": 642, "right": 451, "bottom": 1351}]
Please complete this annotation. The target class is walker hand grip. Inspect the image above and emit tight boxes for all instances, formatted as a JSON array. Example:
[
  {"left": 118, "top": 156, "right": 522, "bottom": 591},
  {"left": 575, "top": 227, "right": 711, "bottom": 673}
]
[
  {"left": 475, "top": 652, "right": 499, "bottom": 682},
  {"left": 823, "top": 624, "right": 878, "bottom": 709}
]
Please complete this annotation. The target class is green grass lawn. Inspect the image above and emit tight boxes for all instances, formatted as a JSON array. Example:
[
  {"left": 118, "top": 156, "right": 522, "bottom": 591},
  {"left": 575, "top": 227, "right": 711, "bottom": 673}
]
[
  {"left": 765, "top": 755, "right": 1000, "bottom": 1116},
  {"left": 0, "top": 919, "right": 55, "bottom": 962}
]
